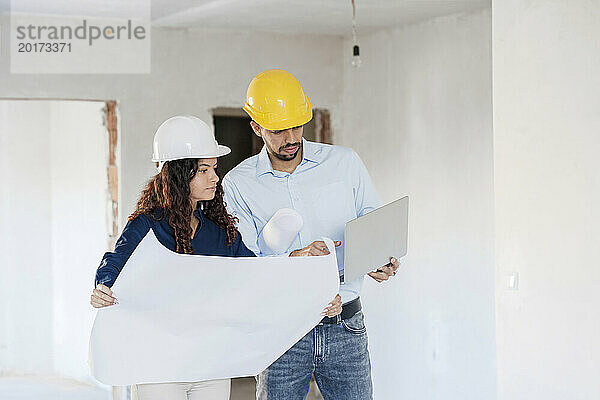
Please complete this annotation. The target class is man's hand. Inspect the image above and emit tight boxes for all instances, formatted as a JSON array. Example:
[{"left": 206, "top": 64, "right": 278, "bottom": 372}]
[
  {"left": 91, "top": 284, "right": 118, "bottom": 308},
  {"left": 322, "top": 294, "right": 342, "bottom": 317},
  {"left": 290, "top": 240, "right": 341, "bottom": 257},
  {"left": 368, "top": 257, "right": 400, "bottom": 283}
]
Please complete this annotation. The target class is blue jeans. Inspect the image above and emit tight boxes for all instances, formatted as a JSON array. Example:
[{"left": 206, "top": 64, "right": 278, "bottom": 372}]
[{"left": 257, "top": 310, "right": 373, "bottom": 400}]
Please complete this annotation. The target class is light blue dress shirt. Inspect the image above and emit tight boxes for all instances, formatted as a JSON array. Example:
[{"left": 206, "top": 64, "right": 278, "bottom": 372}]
[{"left": 223, "top": 138, "right": 382, "bottom": 304}]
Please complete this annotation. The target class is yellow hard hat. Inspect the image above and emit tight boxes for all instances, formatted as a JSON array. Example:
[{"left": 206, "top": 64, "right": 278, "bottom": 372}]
[{"left": 243, "top": 69, "right": 313, "bottom": 131}]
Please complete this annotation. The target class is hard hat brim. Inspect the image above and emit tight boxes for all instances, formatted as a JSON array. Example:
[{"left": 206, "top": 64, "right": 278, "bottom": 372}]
[
  {"left": 152, "top": 145, "right": 231, "bottom": 162},
  {"left": 243, "top": 104, "right": 313, "bottom": 131}
]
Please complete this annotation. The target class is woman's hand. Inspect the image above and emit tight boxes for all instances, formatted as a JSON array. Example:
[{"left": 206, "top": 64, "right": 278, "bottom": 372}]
[
  {"left": 91, "top": 284, "right": 118, "bottom": 308},
  {"left": 322, "top": 294, "right": 342, "bottom": 318},
  {"left": 290, "top": 240, "right": 341, "bottom": 257}
]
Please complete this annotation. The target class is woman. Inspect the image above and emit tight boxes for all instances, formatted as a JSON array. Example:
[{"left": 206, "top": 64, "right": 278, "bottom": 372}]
[{"left": 90, "top": 116, "right": 341, "bottom": 400}]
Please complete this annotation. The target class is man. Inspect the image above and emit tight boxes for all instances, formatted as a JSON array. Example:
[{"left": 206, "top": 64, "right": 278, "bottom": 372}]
[{"left": 223, "top": 69, "right": 399, "bottom": 399}]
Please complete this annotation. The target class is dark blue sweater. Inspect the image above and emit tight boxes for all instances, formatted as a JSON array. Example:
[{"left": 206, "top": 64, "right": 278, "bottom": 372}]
[{"left": 95, "top": 207, "right": 255, "bottom": 288}]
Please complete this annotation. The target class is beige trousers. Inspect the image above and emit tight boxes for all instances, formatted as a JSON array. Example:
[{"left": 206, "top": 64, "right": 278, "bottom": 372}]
[{"left": 133, "top": 379, "right": 230, "bottom": 400}]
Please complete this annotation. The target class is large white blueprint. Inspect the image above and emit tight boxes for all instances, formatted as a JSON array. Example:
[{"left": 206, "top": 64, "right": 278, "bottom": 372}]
[{"left": 89, "top": 230, "right": 339, "bottom": 385}]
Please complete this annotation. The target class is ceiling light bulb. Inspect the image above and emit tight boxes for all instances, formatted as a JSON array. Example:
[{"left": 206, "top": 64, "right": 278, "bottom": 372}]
[{"left": 352, "top": 45, "right": 361, "bottom": 68}]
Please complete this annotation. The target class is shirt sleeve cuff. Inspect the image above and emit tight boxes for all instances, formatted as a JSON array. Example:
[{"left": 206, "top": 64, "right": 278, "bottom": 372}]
[{"left": 95, "top": 275, "right": 115, "bottom": 288}]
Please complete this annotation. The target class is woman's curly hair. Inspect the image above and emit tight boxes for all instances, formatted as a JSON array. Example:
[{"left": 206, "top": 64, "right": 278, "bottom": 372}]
[{"left": 129, "top": 158, "right": 238, "bottom": 254}]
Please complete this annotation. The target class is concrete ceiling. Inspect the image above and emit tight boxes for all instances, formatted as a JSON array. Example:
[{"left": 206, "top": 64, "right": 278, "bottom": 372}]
[{"left": 1, "top": 0, "right": 490, "bottom": 36}]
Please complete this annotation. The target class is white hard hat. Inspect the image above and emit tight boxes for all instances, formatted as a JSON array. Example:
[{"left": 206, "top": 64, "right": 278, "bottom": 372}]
[{"left": 152, "top": 116, "right": 231, "bottom": 170}]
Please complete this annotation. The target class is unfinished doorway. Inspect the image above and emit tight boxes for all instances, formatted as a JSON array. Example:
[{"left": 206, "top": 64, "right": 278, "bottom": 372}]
[{"left": 0, "top": 99, "right": 118, "bottom": 398}]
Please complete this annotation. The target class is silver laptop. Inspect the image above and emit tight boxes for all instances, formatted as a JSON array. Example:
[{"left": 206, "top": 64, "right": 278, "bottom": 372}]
[{"left": 343, "top": 196, "right": 409, "bottom": 283}]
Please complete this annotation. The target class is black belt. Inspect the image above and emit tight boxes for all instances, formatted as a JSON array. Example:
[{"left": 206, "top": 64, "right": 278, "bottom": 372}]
[{"left": 320, "top": 297, "right": 361, "bottom": 324}]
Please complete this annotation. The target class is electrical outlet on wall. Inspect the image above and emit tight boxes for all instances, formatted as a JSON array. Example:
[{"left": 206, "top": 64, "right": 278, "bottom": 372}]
[{"left": 505, "top": 272, "right": 519, "bottom": 290}]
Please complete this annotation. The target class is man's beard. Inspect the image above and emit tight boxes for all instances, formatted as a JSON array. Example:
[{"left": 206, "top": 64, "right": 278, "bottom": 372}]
[{"left": 273, "top": 142, "right": 302, "bottom": 161}]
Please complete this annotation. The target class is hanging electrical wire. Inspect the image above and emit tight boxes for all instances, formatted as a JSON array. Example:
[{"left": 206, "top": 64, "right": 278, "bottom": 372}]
[{"left": 351, "top": 0, "right": 361, "bottom": 67}]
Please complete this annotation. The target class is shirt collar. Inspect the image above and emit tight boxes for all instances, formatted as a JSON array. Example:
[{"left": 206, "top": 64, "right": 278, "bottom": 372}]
[
  {"left": 256, "top": 138, "right": 324, "bottom": 177},
  {"left": 256, "top": 145, "right": 273, "bottom": 176},
  {"left": 193, "top": 203, "right": 205, "bottom": 221},
  {"left": 301, "top": 138, "right": 325, "bottom": 164}
]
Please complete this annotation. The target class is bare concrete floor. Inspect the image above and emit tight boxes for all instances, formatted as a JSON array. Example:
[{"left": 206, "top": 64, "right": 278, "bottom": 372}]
[
  {"left": 0, "top": 376, "right": 323, "bottom": 400},
  {"left": 0, "top": 376, "right": 111, "bottom": 400}
]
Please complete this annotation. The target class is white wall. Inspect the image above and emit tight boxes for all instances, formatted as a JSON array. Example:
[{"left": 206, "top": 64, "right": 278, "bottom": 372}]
[
  {"left": 340, "top": 9, "right": 496, "bottom": 399},
  {"left": 0, "top": 26, "right": 344, "bottom": 227},
  {"left": 493, "top": 1, "right": 600, "bottom": 399},
  {"left": 49, "top": 101, "right": 109, "bottom": 380},
  {"left": 0, "top": 100, "right": 108, "bottom": 382},
  {"left": 0, "top": 101, "right": 54, "bottom": 375}
]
